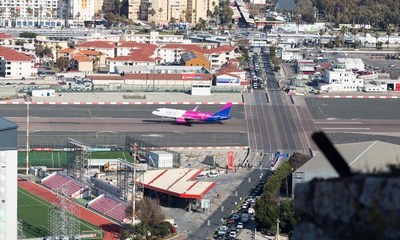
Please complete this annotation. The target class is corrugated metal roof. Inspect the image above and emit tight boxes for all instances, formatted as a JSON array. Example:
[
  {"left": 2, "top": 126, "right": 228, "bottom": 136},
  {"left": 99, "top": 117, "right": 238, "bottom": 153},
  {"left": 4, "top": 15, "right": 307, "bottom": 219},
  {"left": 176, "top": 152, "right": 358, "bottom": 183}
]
[
  {"left": 295, "top": 141, "right": 400, "bottom": 174},
  {"left": 0, "top": 117, "right": 18, "bottom": 131}
]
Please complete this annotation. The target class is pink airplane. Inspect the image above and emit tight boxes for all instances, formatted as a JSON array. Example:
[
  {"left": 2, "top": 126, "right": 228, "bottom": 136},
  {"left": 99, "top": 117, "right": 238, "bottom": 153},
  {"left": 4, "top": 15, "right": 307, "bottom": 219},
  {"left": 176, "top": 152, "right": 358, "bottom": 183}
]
[{"left": 152, "top": 103, "right": 232, "bottom": 126}]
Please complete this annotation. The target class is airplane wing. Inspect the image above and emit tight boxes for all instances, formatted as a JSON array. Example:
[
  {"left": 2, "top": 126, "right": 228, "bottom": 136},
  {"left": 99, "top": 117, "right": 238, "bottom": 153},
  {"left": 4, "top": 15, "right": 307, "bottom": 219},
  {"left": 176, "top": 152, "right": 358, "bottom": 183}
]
[{"left": 193, "top": 105, "right": 199, "bottom": 111}]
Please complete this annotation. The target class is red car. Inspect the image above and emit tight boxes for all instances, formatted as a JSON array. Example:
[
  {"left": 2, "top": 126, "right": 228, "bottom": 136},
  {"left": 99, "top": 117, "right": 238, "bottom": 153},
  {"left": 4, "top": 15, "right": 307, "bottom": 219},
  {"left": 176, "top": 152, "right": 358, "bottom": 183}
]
[{"left": 58, "top": 81, "right": 67, "bottom": 85}]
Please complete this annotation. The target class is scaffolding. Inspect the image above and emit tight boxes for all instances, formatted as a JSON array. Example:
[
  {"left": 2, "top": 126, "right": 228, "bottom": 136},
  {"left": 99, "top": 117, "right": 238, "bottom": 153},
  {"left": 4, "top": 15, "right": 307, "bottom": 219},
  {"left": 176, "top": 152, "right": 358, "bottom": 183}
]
[
  {"left": 66, "top": 138, "right": 91, "bottom": 182},
  {"left": 48, "top": 186, "right": 80, "bottom": 239},
  {"left": 17, "top": 220, "right": 26, "bottom": 239}
]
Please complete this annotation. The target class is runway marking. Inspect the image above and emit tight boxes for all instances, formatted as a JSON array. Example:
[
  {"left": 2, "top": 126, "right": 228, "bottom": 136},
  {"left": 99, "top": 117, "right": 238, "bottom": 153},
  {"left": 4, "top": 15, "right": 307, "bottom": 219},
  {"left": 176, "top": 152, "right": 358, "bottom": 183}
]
[
  {"left": 322, "top": 128, "right": 370, "bottom": 130},
  {"left": 0, "top": 101, "right": 245, "bottom": 105},
  {"left": 315, "top": 122, "right": 362, "bottom": 124}
]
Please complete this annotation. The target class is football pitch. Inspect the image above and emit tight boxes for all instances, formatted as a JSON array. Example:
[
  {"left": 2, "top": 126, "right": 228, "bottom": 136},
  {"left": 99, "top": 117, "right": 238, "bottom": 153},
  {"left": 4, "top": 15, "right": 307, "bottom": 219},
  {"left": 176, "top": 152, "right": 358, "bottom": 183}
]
[
  {"left": 18, "top": 151, "right": 133, "bottom": 168},
  {"left": 18, "top": 188, "right": 103, "bottom": 239}
]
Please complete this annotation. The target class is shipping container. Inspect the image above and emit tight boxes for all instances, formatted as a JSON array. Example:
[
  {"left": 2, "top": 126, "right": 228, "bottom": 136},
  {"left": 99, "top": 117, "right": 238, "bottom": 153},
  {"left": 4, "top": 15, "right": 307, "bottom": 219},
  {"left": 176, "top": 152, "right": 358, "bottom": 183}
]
[{"left": 149, "top": 151, "right": 173, "bottom": 168}]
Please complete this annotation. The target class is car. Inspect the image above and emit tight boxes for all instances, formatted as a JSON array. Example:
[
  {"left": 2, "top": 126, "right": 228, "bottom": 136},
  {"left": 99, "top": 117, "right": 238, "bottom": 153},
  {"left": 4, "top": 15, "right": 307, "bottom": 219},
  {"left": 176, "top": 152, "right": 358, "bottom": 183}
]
[
  {"left": 247, "top": 207, "right": 255, "bottom": 214},
  {"left": 209, "top": 172, "right": 219, "bottom": 178},
  {"left": 389, "top": 64, "right": 395, "bottom": 67},
  {"left": 29, "top": 82, "right": 36, "bottom": 85},
  {"left": 195, "top": 174, "right": 205, "bottom": 180},
  {"left": 237, "top": 222, "right": 243, "bottom": 229},
  {"left": 229, "top": 231, "right": 236, "bottom": 238},
  {"left": 74, "top": 76, "right": 82, "bottom": 81},
  {"left": 232, "top": 214, "right": 240, "bottom": 220},
  {"left": 37, "top": 71, "right": 46, "bottom": 77},
  {"left": 58, "top": 81, "right": 67, "bottom": 85}
]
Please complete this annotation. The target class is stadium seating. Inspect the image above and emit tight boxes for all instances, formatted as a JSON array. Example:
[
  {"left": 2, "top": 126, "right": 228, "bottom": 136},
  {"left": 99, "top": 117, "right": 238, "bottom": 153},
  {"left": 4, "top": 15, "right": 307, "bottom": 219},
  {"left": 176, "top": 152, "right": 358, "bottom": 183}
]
[
  {"left": 41, "top": 174, "right": 85, "bottom": 197},
  {"left": 88, "top": 196, "right": 128, "bottom": 222}
]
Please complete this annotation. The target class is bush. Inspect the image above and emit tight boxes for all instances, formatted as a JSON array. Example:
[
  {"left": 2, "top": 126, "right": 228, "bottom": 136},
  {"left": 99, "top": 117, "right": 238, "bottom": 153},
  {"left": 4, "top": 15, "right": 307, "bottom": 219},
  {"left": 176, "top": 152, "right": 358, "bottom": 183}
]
[{"left": 273, "top": 66, "right": 280, "bottom": 72}]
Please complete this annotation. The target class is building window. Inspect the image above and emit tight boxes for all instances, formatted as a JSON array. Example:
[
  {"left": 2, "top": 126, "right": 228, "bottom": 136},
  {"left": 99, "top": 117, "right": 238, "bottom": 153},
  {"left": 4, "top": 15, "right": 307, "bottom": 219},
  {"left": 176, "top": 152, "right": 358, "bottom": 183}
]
[{"left": 1, "top": 200, "right": 4, "bottom": 203}]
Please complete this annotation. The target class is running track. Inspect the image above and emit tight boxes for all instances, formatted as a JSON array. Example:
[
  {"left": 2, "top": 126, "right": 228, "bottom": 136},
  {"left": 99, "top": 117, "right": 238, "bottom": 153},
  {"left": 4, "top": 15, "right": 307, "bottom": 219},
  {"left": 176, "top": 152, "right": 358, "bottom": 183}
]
[{"left": 18, "top": 179, "right": 124, "bottom": 240}]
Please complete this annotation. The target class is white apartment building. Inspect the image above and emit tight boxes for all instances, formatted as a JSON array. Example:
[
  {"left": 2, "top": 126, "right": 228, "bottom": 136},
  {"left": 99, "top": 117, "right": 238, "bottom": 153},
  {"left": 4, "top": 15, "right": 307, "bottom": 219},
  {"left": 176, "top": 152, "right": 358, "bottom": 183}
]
[
  {"left": 65, "top": 0, "right": 95, "bottom": 21},
  {"left": 0, "top": 46, "right": 36, "bottom": 78},
  {"left": 124, "top": 31, "right": 190, "bottom": 45},
  {"left": 204, "top": 46, "right": 236, "bottom": 70},
  {"left": 319, "top": 70, "right": 364, "bottom": 92},
  {"left": 159, "top": 44, "right": 205, "bottom": 63},
  {"left": 0, "top": 118, "right": 18, "bottom": 240},
  {"left": 0, "top": 0, "right": 64, "bottom": 27}
]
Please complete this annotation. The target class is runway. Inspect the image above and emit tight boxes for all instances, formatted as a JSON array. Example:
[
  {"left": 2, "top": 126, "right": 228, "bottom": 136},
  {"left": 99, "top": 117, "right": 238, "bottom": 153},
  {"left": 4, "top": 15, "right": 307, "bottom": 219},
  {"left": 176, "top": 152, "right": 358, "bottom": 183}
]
[{"left": 0, "top": 104, "right": 248, "bottom": 148}]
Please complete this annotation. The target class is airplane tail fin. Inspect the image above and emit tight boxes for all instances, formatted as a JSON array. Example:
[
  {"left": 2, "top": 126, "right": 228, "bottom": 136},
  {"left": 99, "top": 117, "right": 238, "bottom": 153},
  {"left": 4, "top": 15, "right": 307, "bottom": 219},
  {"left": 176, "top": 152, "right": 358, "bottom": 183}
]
[
  {"left": 193, "top": 105, "right": 199, "bottom": 111},
  {"left": 215, "top": 102, "right": 232, "bottom": 116}
]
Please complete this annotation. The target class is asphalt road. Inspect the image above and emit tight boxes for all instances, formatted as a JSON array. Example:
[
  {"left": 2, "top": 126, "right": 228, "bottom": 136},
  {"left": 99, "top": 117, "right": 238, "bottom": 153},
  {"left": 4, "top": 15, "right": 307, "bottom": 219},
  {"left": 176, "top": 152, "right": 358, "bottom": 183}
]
[
  {"left": 0, "top": 105, "right": 246, "bottom": 119},
  {"left": 189, "top": 169, "right": 268, "bottom": 240},
  {"left": 306, "top": 98, "right": 400, "bottom": 120}
]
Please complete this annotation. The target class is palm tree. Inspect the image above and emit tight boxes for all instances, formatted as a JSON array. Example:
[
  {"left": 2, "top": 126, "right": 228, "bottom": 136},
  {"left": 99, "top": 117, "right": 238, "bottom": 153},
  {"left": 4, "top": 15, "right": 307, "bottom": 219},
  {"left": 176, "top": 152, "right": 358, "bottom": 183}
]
[
  {"left": 158, "top": 8, "right": 163, "bottom": 25},
  {"left": 374, "top": 32, "right": 380, "bottom": 49},
  {"left": 51, "top": 8, "right": 56, "bottom": 19},
  {"left": 192, "top": 9, "right": 196, "bottom": 24},
  {"left": 76, "top": 12, "right": 81, "bottom": 21},
  {"left": 361, "top": 27, "right": 368, "bottom": 46},
  {"left": 181, "top": 10, "right": 186, "bottom": 23},
  {"left": 169, "top": 17, "right": 176, "bottom": 33},
  {"left": 0, "top": 7, "right": 5, "bottom": 27},
  {"left": 318, "top": 29, "right": 325, "bottom": 48},
  {"left": 39, "top": 6, "right": 43, "bottom": 26},
  {"left": 149, "top": 8, "right": 156, "bottom": 23},
  {"left": 386, "top": 29, "right": 392, "bottom": 48}
]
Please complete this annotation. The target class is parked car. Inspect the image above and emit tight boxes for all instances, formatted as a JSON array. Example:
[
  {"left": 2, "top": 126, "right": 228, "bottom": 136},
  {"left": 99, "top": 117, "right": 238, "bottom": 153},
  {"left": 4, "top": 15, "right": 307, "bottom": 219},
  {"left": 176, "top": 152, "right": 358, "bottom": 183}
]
[
  {"left": 37, "top": 71, "right": 46, "bottom": 77},
  {"left": 232, "top": 214, "right": 240, "bottom": 220},
  {"left": 209, "top": 172, "right": 219, "bottom": 178},
  {"left": 229, "top": 231, "right": 237, "bottom": 239},
  {"left": 237, "top": 222, "right": 243, "bottom": 229},
  {"left": 196, "top": 174, "right": 205, "bottom": 180},
  {"left": 389, "top": 64, "right": 395, "bottom": 67}
]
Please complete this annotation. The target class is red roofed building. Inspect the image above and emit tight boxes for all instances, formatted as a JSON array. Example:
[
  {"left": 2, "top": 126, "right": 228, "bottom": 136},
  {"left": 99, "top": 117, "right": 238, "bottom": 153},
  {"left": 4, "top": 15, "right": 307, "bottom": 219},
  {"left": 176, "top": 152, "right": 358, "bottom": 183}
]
[
  {"left": 159, "top": 44, "right": 237, "bottom": 70},
  {"left": 116, "top": 42, "right": 158, "bottom": 58},
  {"left": 75, "top": 41, "right": 115, "bottom": 58},
  {"left": 106, "top": 49, "right": 161, "bottom": 73},
  {"left": 202, "top": 45, "right": 237, "bottom": 70},
  {"left": 0, "top": 46, "right": 36, "bottom": 78},
  {"left": 159, "top": 44, "right": 206, "bottom": 64},
  {"left": 73, "top": 53, "right": 93, "bottom": 72},
  {"left": 215, "top": 62, "right": 246, "bottom": 81},
  {"left": 0, "top": 33, "right": 15, "bottom": 45}
]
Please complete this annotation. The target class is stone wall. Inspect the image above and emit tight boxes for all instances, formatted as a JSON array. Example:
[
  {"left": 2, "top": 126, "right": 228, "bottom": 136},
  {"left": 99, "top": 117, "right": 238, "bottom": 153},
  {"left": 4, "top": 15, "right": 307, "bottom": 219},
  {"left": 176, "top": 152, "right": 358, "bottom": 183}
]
[{"left": 292, "top": 175, "right": 400, "bottom": 240}]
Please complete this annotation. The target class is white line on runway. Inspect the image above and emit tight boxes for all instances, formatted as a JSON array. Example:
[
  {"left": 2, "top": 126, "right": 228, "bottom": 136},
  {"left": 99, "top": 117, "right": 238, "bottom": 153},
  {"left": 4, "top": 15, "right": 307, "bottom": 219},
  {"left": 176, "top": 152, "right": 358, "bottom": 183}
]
[
  {"left": 315, "top": 122, "right": 362, "bottom": 124},
  {"left": 322, "top": 128, "right": 370, "bottom": 130}
]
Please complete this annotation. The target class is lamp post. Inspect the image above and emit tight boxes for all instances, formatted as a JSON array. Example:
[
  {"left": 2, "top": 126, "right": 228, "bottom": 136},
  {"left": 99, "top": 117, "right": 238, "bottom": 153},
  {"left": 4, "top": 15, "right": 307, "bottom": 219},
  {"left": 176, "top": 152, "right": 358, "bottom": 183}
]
[
  {"left": 152, "top": 65, "right": 155, "bottom": 91},
  {"left": 26, "top": 93, "right": 29, "bottom": 175},
  {"left": 132, "top": 142, "right": 138, "bottom": 223}
]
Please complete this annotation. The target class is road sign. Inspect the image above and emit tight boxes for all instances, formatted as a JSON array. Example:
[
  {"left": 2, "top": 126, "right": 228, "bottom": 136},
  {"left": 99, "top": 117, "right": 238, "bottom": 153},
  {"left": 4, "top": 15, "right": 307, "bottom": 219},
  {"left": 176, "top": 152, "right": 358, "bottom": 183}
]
[{"left": 275, "top": 153, "right": 289, "bottom": 157}]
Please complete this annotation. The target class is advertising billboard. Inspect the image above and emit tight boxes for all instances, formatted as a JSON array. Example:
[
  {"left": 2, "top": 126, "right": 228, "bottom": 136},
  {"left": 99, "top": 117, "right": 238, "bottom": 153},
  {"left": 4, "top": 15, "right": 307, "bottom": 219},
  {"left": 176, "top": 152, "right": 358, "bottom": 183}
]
[
  {"left": 217, "top": 77, "right": 240, "bottom": 85},
  {"left": 181, "top": 73, "right": 202, "bottom": 79},
  {"left": 227, "top": 151, "right": 234, "bottom": 170}
]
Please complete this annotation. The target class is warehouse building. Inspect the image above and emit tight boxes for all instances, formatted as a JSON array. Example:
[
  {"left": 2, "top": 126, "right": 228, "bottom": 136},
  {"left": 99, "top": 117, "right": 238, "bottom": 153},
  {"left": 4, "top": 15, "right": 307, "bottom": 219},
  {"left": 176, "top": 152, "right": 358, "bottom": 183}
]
[{"left": 292, "top": 141, "right": 400, "bottom": 198}]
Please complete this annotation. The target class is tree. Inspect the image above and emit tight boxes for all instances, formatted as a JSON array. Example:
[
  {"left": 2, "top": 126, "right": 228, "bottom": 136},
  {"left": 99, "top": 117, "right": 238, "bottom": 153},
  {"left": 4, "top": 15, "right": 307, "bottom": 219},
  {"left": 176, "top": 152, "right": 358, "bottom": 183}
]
[
  {"left": 35, "top": 45, "right": 44, "bottom": 60},
  {"left": 288, "top": 152, "right": 311, "bottom": 170},
  {"left": 270, "top": 56, "right": 282, "bottom": 67},
  {"left": 158, "top": 8, "right": 163, "bottom": 25},
  {"left": 19, "top": 32, "right": 37, "bottom": 38},
  {"left": 318, "top": 29, "right": 325, "bottom": 48},
  {"left": 55, "top": 57, "right": 71, "bottom": 72},
  {"left": 43, "top": 46, "right": 54, "bottom": 60},
  {"left": 76, "top": 12, "right": 81, "bottom": 20},
  {"left": 169, "top": 17, "right": 177, "bottom": 33},
  {"left": 213, "top": 5, "right": 220, "bottom": 27},
  {"left": 254, "top": 193, "right": 279, "bottom": 232},
  {"left": 125, "top": 196, "right": 165, "bottom": 228},
  {"left": 386, "top": 29, "right": 392, "bottom": 48},
  {"left": 181, "top": 10, "right": 186, "bottom": 22},
  {"left": 104, "top": 12, "right": 117, "bottom": 25},
  {"left": 149, "top": 8, "right": 156, "bottom": 23},
  {"left": 374, "top": 32, "right": 381, "bottom": 49},
  {"left": 279, "top": 201, "right": 300, "bottom": 234},
  {"left": 195, "top": 18, "right": 207, "bottom": 31}
]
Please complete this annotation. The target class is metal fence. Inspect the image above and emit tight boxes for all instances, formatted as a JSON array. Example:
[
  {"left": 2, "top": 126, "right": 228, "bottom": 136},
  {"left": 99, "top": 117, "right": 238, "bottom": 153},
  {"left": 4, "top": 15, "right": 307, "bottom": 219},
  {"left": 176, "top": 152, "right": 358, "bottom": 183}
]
[
  {"left": 126, "top": 135, "right": 181, "bottom": 168},
  {"left": 17, "top": 84, "right": 243, "bottom": 94}
]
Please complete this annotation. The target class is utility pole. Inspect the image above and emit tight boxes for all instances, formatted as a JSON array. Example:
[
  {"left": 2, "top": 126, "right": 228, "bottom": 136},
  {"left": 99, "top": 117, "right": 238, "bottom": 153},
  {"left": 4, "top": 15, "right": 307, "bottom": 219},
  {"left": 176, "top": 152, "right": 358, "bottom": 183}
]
[
  {"left": 26, "top": 93, "right": 30, "bottom": 175},
  {"left": 132, "top": 142, "right": 138, "bottom": 223}
]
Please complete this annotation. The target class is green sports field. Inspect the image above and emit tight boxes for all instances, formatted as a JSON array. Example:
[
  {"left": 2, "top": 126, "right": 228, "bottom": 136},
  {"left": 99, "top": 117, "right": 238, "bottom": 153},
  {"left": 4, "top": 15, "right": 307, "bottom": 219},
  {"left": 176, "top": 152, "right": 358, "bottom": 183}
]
[
  {"left": 18, "top": 188, "right": 103, "bottom": 239},
  {"left": 18, "top": 151, "right": 133, "bottom": 168}
]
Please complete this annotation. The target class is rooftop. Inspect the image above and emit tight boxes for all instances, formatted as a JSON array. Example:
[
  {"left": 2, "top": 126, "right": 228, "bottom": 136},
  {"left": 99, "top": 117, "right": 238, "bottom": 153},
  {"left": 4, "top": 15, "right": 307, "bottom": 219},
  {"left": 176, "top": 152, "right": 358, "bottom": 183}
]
[
  {"left": 138, "top": 168, "right": 215, "bottom": 198},
  {"left": 0, "top": 46, "right": 34, "bottom": 61},
  {"left": 295, "top": 141, "right": 400, "bottom": 174}
]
